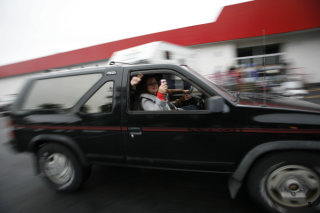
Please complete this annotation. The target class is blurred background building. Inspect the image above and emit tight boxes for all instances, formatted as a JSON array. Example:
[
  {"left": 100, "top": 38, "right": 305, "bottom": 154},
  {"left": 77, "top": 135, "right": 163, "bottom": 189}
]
[{"left": 0, "top": 0, "right": 319, "bottom": 100}]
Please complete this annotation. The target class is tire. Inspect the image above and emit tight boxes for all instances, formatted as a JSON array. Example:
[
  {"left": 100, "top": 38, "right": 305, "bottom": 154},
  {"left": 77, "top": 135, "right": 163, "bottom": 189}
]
[
  {"left": 247, "top": 151, "right": 320, "bottom": 213},
  {"left": 37, "top": 143, "right": 84, "bottom": 192},
  {"left": 82, "top": 165, "right": 92, "bottom": 183}
]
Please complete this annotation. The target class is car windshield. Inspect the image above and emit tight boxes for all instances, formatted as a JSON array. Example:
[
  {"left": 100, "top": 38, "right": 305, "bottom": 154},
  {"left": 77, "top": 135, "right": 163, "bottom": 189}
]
[{"left": 181, "top": 66, "right": 238, "bottom": 102}]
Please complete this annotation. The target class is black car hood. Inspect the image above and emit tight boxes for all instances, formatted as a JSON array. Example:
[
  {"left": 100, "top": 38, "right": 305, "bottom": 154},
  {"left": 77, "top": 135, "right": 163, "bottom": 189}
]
[{"left": 237, "top": 92, "right": 320, "bottom": 113}]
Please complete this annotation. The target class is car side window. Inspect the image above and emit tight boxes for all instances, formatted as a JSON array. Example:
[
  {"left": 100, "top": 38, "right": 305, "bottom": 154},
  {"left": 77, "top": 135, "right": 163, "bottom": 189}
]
[
  {"left": 80, "top": 81, "right": 114, "bottom": 114},
  {"left": 22, "top": 73, "right": 102, "bottom": 110},
  {"left": 129, "top": 71, "right": 207, "bottom": 111}
]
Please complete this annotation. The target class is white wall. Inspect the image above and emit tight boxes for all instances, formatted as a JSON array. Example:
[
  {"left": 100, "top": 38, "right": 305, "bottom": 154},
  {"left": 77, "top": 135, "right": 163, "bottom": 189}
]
[
  {"left": 190, "top": 42, "right": 237, "bottom": 75},
  {"left": 233, "top": 29, "right": 320, "bottom": 84},
  {"left": 282, "top": 30, "right": 320, "bottom": 83}
]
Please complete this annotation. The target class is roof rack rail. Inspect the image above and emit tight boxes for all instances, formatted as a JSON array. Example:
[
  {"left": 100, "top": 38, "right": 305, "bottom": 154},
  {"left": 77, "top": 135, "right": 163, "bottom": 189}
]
[{"left": 109, "top": 61, "right": 134, "bottom": 66}]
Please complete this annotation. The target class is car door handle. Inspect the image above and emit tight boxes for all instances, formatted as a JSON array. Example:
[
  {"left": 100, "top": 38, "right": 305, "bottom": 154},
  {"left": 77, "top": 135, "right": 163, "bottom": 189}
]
[{"left": 128, "top": 127, "right": 142, "bottom": 138}]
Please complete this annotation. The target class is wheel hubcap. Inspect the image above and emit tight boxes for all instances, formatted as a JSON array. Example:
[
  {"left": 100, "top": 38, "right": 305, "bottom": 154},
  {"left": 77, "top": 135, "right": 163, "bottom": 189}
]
[
  {"left": 44, "top": 153, "right": 74, "bottom": 185},
  {"left": 266, "top": 165, "right": 320, "bottom": 207}
]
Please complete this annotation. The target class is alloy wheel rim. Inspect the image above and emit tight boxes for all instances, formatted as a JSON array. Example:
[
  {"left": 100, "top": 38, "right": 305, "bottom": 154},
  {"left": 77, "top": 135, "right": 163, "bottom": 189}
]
[
  {"left": 44, "top": 153, "right": 74, "bottom": 185},
  {"left": 266, "top": 165, "right": 320, "bottom": 207}
]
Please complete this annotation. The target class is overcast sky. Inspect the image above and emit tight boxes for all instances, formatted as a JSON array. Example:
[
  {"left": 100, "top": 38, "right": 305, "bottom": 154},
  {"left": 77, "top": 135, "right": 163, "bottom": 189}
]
[{"left": 0, "top": 0, "right": 251, "bottom": 66}]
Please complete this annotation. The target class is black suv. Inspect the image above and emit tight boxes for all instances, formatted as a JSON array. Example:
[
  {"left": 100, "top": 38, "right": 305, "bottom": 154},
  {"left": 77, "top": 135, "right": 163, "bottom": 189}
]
[{"left": 8, "top": 64, "right": 320, "bottom": 213}]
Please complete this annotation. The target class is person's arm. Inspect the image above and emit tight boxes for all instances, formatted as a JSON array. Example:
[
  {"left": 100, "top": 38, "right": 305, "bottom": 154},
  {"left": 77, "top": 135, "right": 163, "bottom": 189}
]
[
  {"left": 173, "top": 94, "right": 191, "bottom": 107},
  {"left": 157, "top": 84, "right": 168, "bottom": 100},
  {"left": 130, "top": 73, "right": 143, "bottom": 90},
  {"left": 167, "top": 89, "right": 189, "bottom": 95}
]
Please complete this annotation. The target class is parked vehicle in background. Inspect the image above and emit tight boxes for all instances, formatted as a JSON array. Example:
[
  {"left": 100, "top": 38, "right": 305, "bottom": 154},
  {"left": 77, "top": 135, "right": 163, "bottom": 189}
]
[
  {"left": 7, "top": 63, "right": 320, "bottom": 213},
  {"left": 108, "top": 41, "right": 197, "bottom": 68}
]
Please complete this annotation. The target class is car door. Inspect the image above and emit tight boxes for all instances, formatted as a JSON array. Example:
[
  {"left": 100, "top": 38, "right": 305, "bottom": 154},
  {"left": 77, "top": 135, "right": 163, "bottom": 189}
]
[
  {"left": 122, "top": 66, "right": 239, "bottom": 173},
  {"left": 75, "top": 67, "right": 125, "bottom": 164}
]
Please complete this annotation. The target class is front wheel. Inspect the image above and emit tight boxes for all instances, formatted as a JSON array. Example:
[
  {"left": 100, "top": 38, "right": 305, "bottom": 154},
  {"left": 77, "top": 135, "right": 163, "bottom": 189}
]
[
  {"left": 247, "top": 151, "right": 320, "bottom": 213},
  {"left": 37, "top": 143, "right": 84, "bottom": 192}
]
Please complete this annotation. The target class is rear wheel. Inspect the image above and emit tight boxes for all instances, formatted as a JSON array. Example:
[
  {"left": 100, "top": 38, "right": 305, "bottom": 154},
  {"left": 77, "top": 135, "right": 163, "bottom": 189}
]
[
  {"left": 82, "top": 165, "right": 92, "bottom": 183},
  {"left": 37, "top": 143, "right": 84, "bottom": 192},
  {"left": 247, "top": 152, "right": 320, "bottom": 213}
]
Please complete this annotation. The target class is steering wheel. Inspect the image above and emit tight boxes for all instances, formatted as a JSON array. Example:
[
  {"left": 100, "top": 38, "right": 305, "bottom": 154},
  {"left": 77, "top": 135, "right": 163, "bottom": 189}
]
[{"left": 180, "top": 86, "right": 205, "bottom": 110}]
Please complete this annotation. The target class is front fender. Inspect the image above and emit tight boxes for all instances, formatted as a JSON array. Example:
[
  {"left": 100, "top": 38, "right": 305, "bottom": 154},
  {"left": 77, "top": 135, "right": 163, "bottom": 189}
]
[
  {"left": 229, "top": 140, "right": 320, "bottom": 198},
  {"left": 29, "top": 134, "right": 89, "bottom": 167}
]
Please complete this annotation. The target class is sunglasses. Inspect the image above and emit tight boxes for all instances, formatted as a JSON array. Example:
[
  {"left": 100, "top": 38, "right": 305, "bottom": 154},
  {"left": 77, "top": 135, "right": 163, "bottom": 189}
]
[{"left": 147, "top": 82, "right": 158, "bottom": 86}]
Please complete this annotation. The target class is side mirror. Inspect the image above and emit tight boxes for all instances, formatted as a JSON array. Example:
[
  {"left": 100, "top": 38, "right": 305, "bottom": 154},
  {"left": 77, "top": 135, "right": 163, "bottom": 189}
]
[{"left": 207, "top": 96, "right": 226, "bottom": 113}]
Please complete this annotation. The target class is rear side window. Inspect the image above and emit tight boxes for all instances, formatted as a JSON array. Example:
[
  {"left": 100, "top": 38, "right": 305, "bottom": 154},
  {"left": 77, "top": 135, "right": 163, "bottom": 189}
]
[
  {"left": 80, "top": 81, "right": 114, "bottom": 114},
  {"left": 22, "top": 73, "right": 102, "bottom": 110}
]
